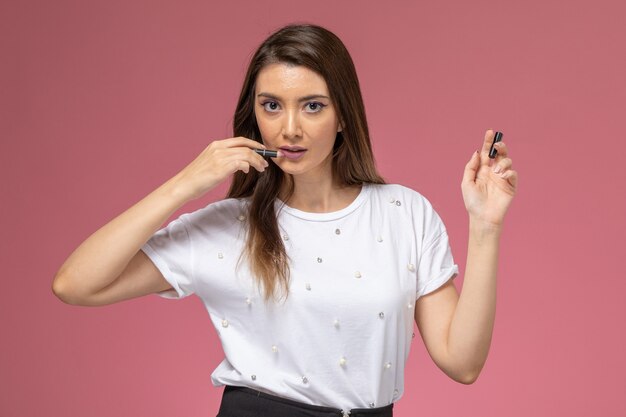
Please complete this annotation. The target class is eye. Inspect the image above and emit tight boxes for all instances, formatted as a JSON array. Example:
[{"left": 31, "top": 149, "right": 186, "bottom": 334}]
[
  {"left": 262, "top": 101, "right": 280, "bottom": 112},
  {"left": 304, "top": 102, "right": 326, "bottom": 113}
]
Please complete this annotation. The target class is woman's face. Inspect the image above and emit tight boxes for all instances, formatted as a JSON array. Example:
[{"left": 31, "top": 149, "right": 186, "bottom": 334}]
[{"left": 254, "top": 63, "right": 342, "bottom": 182}]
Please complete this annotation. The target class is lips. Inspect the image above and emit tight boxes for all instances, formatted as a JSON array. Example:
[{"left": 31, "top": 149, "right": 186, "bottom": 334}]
[{"left": 279, "top": 146, "right": 307, "bottom": 160}]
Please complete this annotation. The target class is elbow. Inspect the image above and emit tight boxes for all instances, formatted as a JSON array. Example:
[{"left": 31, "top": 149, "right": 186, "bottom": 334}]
[
  {"left": 52, "top": 272, "right": 73, "bottom": 304},
  {"left": 52, "top": 272, "right": 85, "bottom": 305},
  {"left": 455, "top": 370, "right": 480, "bottom": 385},
  {"left": 52, "top": 271, "right": 111, "bottom": 306},
  {"left": 451, "top": 363, "right": 484, "bottom": 385},
  {"left": 441, "top": 361, "right": 483, "bottom": 385}
]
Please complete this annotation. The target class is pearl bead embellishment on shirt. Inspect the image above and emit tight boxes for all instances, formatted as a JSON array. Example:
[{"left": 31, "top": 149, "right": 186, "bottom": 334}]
[
  {"left": 221, "top": 319, "right": 229, "bottom": 328},
  {"left": 377, "top": 236, "right": 383, "bottom": 242},
  {"left": 393, "top": 389, "right": 399, "bottom": 398},
  {"left": 407, "top": 303, "right": 413, "bottom": 309},
  {"left": 395, "top": 201, "right": 401, "bottom": 206},
  {"left": 272, "top": 345, "right": 278, "bottom": 353},
  {"left": 305, "top": 283, "right": 311, "bottom": 291},
  {"left": 317, "top": 257, "right": 323, "bottom": 263},
  {"left": 251, "top": 375, "right": 256, "bottom": 381},
  {"left": 335, "top": 228, "right": 341, "bottom": 235},
  {"left": 354, "top": 271, "right": 362, "bottom": 278},
  {"left": 217, "top": 252, "right": 223, "bottom": 259},
  {"left": 385, "top": 362, "right": 392, "bottom": 369},
  {"left": 237, "top": 215, "right": 246, "bottom": 222},
  {"left": 379, "top": 312, "right": 385, "bottom": 319},
  {"left": 245, "top": 297, "right": 251, "bottom": 305},
  {"left": 339, "top": 357, "right": 347, "bottom": 367},
  {"left": 283, "top": 234, "right": 289, "bottom": 241},
  {"left": 389, "top": 198, "right": 396, "bottom": 203},
  {"left": 370, "top": 403, "right": 376, "bottom": 408},
  {"left": 333, "top": 319, "right": 340, "bottom": 328},
  {"left": 407, "top": 263, "right": 416, "bottom": 272},
  {"left": 302, "top": 376, "right": 308, "bottom": 383}
]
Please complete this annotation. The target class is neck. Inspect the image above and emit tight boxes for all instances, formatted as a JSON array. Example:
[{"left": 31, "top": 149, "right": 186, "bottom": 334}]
[{"left": 280, "top": 174, "right": 361, "bottom": 213}]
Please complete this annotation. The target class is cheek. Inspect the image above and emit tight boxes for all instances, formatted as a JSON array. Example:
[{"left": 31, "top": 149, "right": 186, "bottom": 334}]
[
  {"left": 307, "top": 119, "right": 339, "bottom": 143},
  {"left": 255, "top": 116, "right": 278, "bottom": 141}
]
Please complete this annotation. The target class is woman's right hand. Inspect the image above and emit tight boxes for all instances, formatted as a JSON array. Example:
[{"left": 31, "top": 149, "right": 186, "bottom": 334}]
[{"left": 172, "top": 137, "right": 269, "bottom": 201}]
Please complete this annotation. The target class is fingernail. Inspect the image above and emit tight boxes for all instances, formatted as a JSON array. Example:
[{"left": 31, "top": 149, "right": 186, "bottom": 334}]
[{"left": 494, "top": 166, "right": 501, "bottom": 174}]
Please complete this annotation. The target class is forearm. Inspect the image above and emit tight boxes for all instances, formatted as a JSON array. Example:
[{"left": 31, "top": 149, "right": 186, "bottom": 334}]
[
  {"left": 53, "top": 174, "right": 191, "bottom": 297},
  {"left": 447, "top": 218, "right": 501, "bottom": 379}
]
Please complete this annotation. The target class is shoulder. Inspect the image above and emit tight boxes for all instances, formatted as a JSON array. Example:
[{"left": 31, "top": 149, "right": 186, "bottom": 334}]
[
  {"left": 180, "top": 197, "right": 249, "bottom": 229},
  {"left": 365, "top": 183, "right": 434, "bottom": 211},
  {"left": 365, "top": 183, "right": 446, "bottom": 234}
]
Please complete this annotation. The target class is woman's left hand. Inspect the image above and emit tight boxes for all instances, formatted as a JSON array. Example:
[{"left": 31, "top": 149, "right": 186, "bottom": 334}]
[{"left": 461, "top": 129, "right": 518, "bottom": 227}]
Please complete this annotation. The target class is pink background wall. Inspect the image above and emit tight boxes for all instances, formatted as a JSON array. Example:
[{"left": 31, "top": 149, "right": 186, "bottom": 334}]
[{"left": 2, "top": 0, "right": 625, "bottom": 416}]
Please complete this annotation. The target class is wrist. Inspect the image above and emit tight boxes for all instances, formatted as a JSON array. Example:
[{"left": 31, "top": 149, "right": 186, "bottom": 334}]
[
  {"left": 469, "top": 217, "right": 503, "bottom": 240},
  {"left": 159, "top": 174, "right": 198, "bottom": 206}
]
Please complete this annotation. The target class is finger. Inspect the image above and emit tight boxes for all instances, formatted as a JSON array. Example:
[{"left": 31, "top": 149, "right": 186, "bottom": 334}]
[
  {"left": 462, "top": 150, "right": 480, "bottom": 185},
  {"left": 500, "top": 169, "right": 518, "bottom": 189},
  {"left": 220, "top": 149, "right": 265, "bottom": 175},
  {"left": 222, "top": 137, "right": 267, "bottom": 150},
  {"left": 246, "top": 148, "right": 270, "bottom": 172},
  {"left": 480, "top": 129, "right": 495, "bottom": 164},
  {"left": 226, "top": 159, "right": 251, "bottom": 175},
  {"left": 227, "top": 148, "right": 268, "bottom": 173},
  {"left": 492, "top": 141, "right": 509, "bottom": 159},
  {"left": 234, "top": 139, "right": 273, "bottom": 170},
  {"left": 493, "top": 157, "right": 513, "bottom": 174},
  {"left": 214, "top": 140, "right": 269, "bottom": 173},
  {"left": 238, "top": 160, "right": 251, "bottom": 174}
]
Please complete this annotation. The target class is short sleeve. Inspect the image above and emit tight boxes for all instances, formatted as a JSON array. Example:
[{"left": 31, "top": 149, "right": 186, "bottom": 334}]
[
  {"left": 415, "top": 204, "right": 458, "bottom": 300},
  {"left": 141, "top": 216, "right": 195, "bottom": 299}
]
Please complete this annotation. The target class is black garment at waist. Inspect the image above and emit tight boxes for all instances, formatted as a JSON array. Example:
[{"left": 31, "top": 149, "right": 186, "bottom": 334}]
[{"left": 216, "top": 385, "right": 394, "bottom": 417}]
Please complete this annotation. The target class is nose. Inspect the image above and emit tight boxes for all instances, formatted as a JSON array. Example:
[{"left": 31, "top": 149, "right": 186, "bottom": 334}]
[{"left": 281, "top": 109, "right": 302, "bottom": 140}]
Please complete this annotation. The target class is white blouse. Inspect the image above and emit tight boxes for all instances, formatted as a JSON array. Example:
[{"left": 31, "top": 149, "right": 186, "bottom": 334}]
[{"left": 141, "top": 183, "right": 458, "bottom": 413}]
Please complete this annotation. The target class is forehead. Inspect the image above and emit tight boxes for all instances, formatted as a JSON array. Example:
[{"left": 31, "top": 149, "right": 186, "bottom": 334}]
[{"left": 255, "top": 63, "right": 329, "bottom": 96}]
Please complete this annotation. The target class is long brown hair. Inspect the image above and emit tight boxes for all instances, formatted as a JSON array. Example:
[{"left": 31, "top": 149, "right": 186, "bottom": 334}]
[{"left": 227, "top": 24, "right": 384, "bottom": 302}]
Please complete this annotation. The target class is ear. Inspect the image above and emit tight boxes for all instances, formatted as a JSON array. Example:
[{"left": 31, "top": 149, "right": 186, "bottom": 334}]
[{"left": 337, "top": 122, "right": 343, "bottom": 133}]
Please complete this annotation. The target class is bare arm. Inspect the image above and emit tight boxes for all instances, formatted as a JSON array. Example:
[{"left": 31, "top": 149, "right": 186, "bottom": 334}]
[
  {"left": 414, "top": 130, "right": 517, "bottom": 384},
  {"left": 52, "top": 178, "right": 189, "bottom": 305},
  {"left": 414, "top": 223, "right": 500, "bottom": 384},
  {"left": 52, "top": 137, "right": 269, "bottom": 306}
]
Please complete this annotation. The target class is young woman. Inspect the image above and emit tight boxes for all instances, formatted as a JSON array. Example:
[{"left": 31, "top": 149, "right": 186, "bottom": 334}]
[{"left": 53, "top": 24, "right": 517, "bottom": 417}]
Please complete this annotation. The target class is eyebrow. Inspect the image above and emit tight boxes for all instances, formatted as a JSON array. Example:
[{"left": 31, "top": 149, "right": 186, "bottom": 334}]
[{"left": 257, "top": 92, "right": 330, "bottom": 102}]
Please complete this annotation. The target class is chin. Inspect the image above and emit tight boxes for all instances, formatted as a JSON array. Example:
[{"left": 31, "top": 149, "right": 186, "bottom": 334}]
[
  {"left": 274, "top": 162, "right": 307, "bottom": 177},
  {"left": 273, "top": 153, "right": 333, "bottom": 179}
]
